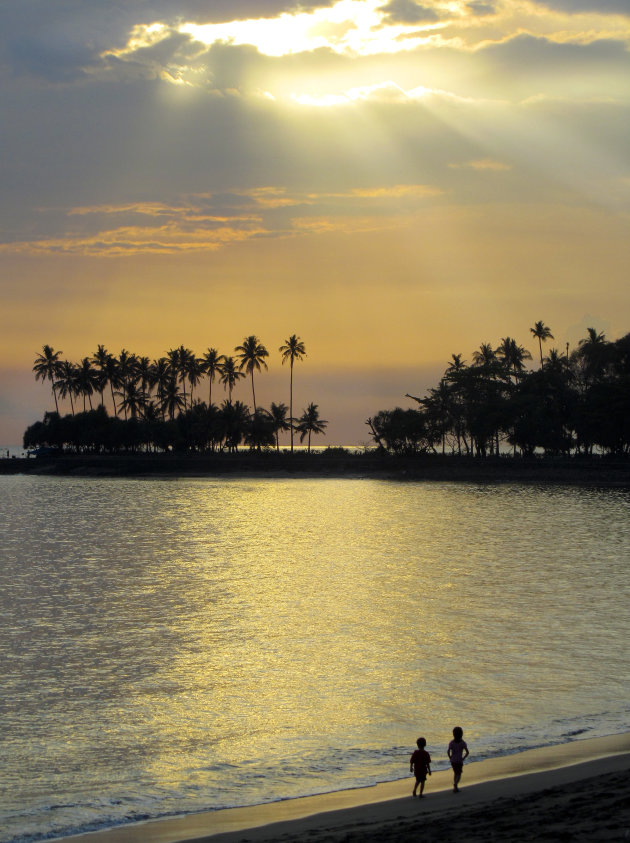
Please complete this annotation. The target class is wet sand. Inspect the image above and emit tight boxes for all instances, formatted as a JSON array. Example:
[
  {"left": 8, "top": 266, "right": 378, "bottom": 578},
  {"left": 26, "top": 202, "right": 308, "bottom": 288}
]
[{"left": 63, "top": 733, "right": 630, "bottom": 843}]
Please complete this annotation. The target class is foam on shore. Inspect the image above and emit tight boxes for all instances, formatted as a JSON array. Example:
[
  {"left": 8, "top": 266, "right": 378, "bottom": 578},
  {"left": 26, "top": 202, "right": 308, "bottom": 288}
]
[{"left": 62, "top": 732, "right": 630, "bottom": 843}]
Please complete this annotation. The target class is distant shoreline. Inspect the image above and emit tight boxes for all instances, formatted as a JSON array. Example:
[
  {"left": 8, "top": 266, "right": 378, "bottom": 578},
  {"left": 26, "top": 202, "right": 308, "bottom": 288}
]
[{"left": 2, "top": 452, "right": 629, "bottom": 486}]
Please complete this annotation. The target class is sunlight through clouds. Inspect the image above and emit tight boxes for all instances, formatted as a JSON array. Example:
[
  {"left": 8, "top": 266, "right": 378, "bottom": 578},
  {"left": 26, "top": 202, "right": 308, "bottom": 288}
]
[{"left": 180, "top": 0, "right": 447, "bottom": 58}]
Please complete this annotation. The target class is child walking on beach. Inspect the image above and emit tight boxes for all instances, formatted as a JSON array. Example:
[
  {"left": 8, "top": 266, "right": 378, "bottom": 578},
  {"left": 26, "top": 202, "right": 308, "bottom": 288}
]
[
  {"left": 448, "top": 726, "right": 469, "bottom": 793},
  {"left": 409, "top": 737, "right": 432, "bottom": 797}
]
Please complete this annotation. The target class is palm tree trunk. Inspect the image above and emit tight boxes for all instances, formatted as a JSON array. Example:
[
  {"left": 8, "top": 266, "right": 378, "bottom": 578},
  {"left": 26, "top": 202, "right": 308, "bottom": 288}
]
[
  {"left": 251, "top": 370, "right": 256, "bottom": 413},
  {"left": 109, "top": 382, "right": 118, "bottom": 416},
  {"left": 289, "top": 361, "right": 294, "bottom": 453}
]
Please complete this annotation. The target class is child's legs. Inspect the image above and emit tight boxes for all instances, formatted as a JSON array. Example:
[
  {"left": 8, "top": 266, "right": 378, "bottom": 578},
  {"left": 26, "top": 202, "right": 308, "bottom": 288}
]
[{"left": 452, "top": 762, "right": 463, "bottom": 789}]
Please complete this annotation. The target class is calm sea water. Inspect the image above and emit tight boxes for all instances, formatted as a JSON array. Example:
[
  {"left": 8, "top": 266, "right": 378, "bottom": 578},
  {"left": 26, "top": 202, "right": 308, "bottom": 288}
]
[{"left": 1, "top": 475, "right": 629, "bottom": 843}]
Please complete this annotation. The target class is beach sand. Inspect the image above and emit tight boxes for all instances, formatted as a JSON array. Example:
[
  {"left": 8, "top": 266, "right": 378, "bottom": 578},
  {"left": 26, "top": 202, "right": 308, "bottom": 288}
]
[{"left": 63, "top": 733, "right": 630, "bottom": 843}]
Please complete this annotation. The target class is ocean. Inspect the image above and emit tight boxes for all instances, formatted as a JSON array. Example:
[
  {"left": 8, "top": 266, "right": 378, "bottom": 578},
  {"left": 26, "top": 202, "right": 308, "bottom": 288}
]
[{"left": 1, "top": 474, "right": 629, "bottom": 842}]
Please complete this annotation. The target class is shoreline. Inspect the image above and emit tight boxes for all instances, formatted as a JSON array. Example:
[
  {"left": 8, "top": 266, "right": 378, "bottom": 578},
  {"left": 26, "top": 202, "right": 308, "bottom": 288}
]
[
  {"left": 2, "top": 452, "right": 630, "bottom": 486},
  {"left": 61, "top": 733, "right": 630, "bottom": 843}
]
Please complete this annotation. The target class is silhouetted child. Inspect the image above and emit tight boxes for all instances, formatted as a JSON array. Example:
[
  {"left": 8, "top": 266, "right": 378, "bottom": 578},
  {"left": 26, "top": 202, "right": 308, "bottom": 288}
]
[
  {"left": 447, "top": 726, "right": 469, "bottom": 793},
  {"left": 409, "top": 737, "right": 432, "bottom": 797}
]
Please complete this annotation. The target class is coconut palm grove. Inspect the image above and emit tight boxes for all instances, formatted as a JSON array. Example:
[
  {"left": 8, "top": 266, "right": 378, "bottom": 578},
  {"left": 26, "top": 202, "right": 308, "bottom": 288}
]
[
  {"left": 25, "top": 324, "right": 630, "bottom": 457},
  {"left": 27, "top": 335, "right": 327, "bottom": 454}
]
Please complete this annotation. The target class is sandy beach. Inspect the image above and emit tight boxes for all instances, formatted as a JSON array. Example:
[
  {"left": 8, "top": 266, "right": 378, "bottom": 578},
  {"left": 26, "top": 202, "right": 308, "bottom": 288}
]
[{"left": 63, "top": 733, "right": 630, "bottom": 843}]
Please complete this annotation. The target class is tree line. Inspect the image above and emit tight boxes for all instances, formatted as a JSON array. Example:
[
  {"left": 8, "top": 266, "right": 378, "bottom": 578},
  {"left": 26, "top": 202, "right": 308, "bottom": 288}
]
[
  {"left": 26, "top": 336, "right": 328, "bottom": 453},
  {"left": 367, "top": 324, "right": 630, "bottom": 457}
]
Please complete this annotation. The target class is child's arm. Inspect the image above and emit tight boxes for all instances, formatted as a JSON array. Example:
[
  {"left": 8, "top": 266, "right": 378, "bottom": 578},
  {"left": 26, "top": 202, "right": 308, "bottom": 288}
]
[{"left": 463, "top": 745, "right": 470, "bottom": 760}]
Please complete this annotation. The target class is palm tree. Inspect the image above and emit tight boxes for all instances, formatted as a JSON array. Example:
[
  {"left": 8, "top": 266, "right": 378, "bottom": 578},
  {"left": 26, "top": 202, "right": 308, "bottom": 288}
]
[
  {"left": 269, "top": 402, "right": 290, "bottom": 451},
  {"left": 75, "top": 357, "right": 98, "bottom": 411},
  {"left": 472, "top": 343, "right": 496, "bottom": 367},
  {"left": 91, "top": 344, "right": 110, "bottom": 407},
  {"left": 220, "top": 355, "right": 245, "bottom": 403},
  {"left": 103, "top": 353, "right": 121, "bottom": 416},
  {"left": 135, "top": 356, "right": 152, "bottom": 406},
  {"left": 149, "top": 357, "right": 171, "bottom": 420},
  {"left": 33, "top": 345, "right": 62, "bottom": 413},
  {"left": 446, "top": 353, "right": 466, "bottom": 373},
  {"left": 544, "top": 348, "right": 573, "bottom": 380},
  {"left": 296, "top": 403, "right": 328, "bottom": 452},
  {"left": 167, "top": 347, "right": 190, "bottom": 410},
  {"left": 246, "top": 408, "right": 276, "bottom": 451},
  {"left": 161, "top": 376, "right": 185, "bottom": 420},
  {"left": 117, "top": 379, "right": 144, "bottom": 419},
  {"left": 413, "top": 379, "right": 454, "bottom": 455},
  {"left": 117, "top": 350, "right": 136, "bottom": 419},
  {"left": 54, "top": 360, "right": 78, "bottom": 415},
  {"left": 577, "top": 327, "right": 608, "bottom": 385},
  {"left": 579, "top": 327, "right": 606, "bottom": 348},
  {"left": 497, "top": 337, "right": 532, "bottom": 381},
  {"left": 220, "top": 399, "right": 250, "bottom": 452},
  {"left": 235, "top": 335, "right": 269, "bottom": 412},
  {"left": 184, "top": 352, "right": 203, "bottom": 406},
  {"left": 530, "top": 321, "right": 554, "bottom": 368},
  {"left": 202, "top": 348, "right": 226, "bottom": 406},
  {"left": 279, "top": 334, "right": 307, "bottom": 452}
]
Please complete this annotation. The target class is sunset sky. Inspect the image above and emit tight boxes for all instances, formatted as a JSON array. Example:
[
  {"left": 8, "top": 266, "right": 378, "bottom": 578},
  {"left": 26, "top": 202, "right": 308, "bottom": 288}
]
[{"left": 1, "top": 0, "right": 629, "bottom": 445}]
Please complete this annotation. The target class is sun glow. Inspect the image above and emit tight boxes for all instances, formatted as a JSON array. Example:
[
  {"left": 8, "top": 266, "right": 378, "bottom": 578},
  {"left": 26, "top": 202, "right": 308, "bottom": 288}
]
[
  {"left": 180, "top": 0, "right": 442, "bottom": 58},
  {"left": 291, "top": 81, "right": 435, "bottom": 106}
]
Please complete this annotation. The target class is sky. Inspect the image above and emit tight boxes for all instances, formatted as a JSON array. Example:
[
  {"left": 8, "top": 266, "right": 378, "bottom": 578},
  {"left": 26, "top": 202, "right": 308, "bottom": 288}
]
[{"left": 1, "top": 0, "right": 629, "bottom": 445}]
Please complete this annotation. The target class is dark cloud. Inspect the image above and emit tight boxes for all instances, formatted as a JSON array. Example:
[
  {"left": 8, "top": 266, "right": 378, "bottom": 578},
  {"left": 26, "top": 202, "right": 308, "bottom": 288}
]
[
  {"left": 466, "top": 1, "right": 496, "bottom": 15},
  {"left": 0, "top": 1, "right": 336, "bottom": 81},
  {"left": 482, "top": 33, "right": 630, "bottom": 78},
  {"left": 529, "top": 0, "right": 630, "bottom": 14},
  {"left": 378, "top": 0, "right": 440, "bottom": 23}
]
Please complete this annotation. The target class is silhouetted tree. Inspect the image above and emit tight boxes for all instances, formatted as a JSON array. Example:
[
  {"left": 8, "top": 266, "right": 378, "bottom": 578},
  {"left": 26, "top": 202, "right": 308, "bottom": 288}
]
[
  {"left": 33, "top": 345, "right": 62, "bottom": 413},
  {"left": 296, "top": 403, "right": 328, "bottom": 452},
  {"left": 235, "top": 335, "right": 269, "bottom": 412},
  {"left": 54, "top": 360, "right": 78, "bottom": 416},
  {"left": 269, "top": 402, "right": 290, "bottom": 451},
  {"left": 245, "top": 408, "right": 276, "bottom": 450},
  {"left": 279, "top": 334, "right": 307, "bottom": 452},
  {"left": 202, "top": 348, "right": 225, "bottom": 406},
  {"left": 530, "top": 321, "right": 554, "bottom": 368},
  {"left": 91, "top": 344, "right": 110, "bottom": 407},
  {"left": 220, "top": 356, "right": 245, "bottom": 403}
]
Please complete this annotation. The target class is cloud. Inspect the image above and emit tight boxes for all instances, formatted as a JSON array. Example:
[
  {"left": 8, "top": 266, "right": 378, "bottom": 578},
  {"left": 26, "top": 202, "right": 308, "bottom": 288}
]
[
  {"left": 528, "top": 0, "right": 630, "bottom": 15},
  {"left": 466, "top": 1, "right": 496, "bottom": 15},
  {"left": 0, "top": 1, "right": 338, "bottom": 82},
  {"left": 449, "top": 159, "right": 512, "bottom": 171},
  {"left": 0, "top": 184, "right": 445, "bottom": 256},
  {"left": 378, "top": 0, "right": 441, "bottom": 24},
  {"left": 1, "top": 4, "right": 629, "bottom": 253}
]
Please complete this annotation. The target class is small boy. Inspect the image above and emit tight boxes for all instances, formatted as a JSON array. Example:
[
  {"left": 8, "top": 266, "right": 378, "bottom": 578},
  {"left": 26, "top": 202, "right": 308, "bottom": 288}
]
[
  {"left": 409, "top": 737, "right": 432, "bottom": 797},
  {"left": 447, "top": 726, "right": 469, "bottom": 793}
]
